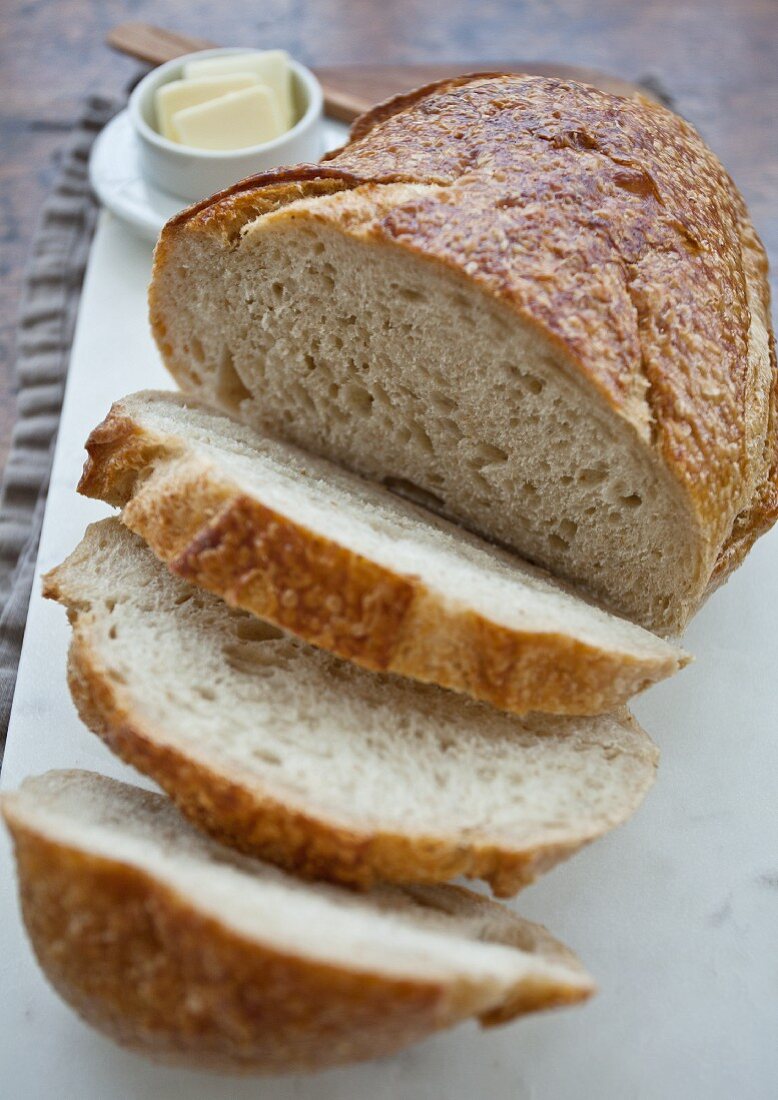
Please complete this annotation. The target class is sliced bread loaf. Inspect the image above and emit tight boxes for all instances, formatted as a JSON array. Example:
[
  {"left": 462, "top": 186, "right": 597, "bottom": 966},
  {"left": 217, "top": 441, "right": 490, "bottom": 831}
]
[
  {"left": 77, "top": 391, "right": 687, "bottom": 716},
  {"left": 44, "top": 519, "right": 659, "bottom": 895},
  {"left": 149, "top": 74, "right": 777, "bottom": 637},
  {"left": 2, "top": 770, "right": 595, "bottom": 1072}
]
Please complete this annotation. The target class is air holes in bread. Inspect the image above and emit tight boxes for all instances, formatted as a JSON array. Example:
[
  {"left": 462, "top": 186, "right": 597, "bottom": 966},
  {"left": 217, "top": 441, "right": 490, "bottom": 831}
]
[
  {"left": 471, "top": 472, "right": 490, "bottom": 493},
  {"left": 384, "top": 477, "right": 445, "bottom": 513},
  {"left": 344, "top": 383, "right": 374, "bottom": 415},
  {"left": 372, "top": 383, "right": 391, "bottom": 408},
  {"left": 223, "top": 643, "right": 278, "bottom": 677},
  {"left": 579, "top": 467, "right": 607, "bottom": 487},
  {"left": 471, "top": 442, "right": 508, "bottom": 466},
  {"left": 431, "top": 393, "right": 456, "bottom": 414},
  {"left": 411, "top": 423, "right": 434, "bottom": 453},
  {"left": 216, "top": 349, "right": 251, "bottom": 411},
  {"left": 234, "top": 618, "right": 283, "bottom": 642},
  {"left": 521, "top": 376, "right": 545, "bottom": 395},
  {"left": 438, "top": 417, "right": 462, "bottom": 439}
]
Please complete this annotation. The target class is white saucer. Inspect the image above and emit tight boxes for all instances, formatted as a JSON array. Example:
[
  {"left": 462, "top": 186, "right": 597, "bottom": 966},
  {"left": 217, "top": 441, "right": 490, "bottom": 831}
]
[{"left": 89, "top": 109, "right": 350, "bottom": 244}]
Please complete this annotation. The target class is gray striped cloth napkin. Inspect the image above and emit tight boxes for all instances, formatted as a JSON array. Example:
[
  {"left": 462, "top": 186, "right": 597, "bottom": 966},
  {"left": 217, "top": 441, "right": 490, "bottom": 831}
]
[{"left": 0, "top": 95, "right": 120, "bottom": 758}]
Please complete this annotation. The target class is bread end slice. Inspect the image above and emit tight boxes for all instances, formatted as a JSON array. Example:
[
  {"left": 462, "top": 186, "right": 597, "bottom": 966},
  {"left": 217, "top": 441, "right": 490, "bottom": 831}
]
[{"left": 2, "top": 772, "right": 594, "bottom": 1073}]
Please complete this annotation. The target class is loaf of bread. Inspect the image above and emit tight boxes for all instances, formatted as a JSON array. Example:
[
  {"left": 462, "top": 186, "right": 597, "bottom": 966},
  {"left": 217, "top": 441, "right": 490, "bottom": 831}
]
[
  {"left": 78, "top": 391, "right": 686, "bottom": 716},
  {"left": 2, "top": 771, "right": 594, "bottom": 1073},
  {"left": 44, "top": 518, "right": 659, "bottom": 896},
  {"left": 149, "top": 74, "right": 776, "bottom": 636}
]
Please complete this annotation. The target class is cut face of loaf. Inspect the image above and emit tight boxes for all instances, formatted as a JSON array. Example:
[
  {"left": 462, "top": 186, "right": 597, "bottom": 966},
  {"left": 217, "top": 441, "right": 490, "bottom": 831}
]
[
  {"left": 43, "top": 518, "right": 659, "bottom": 896},
  {"left": 2, "top": 770, "right": 594, "bottom": 1072},
  {"left": 150, "top": 74, "right": 777, "bottom": 636},
  {"left": 77, "top": 391, "right": 687, "bottom": 716}
]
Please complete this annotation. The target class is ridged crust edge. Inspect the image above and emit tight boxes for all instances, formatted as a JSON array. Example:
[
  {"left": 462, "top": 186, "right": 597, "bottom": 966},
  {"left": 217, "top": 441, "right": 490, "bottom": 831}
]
[
  {"left": 2, "top": 799, "right": 593, "bottom": 1072},
  {"left": 707, "top": 183, "right": 778, "bottom": 589},
  {"left": 77, "top": 402, "right": 685, "bottom": 716}
]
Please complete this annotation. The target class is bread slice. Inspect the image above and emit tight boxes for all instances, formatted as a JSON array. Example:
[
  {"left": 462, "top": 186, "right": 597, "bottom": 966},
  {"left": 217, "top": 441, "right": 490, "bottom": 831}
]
[
  {"left": 2, "top": 770, "right": 595, "bottom": 1073},
  {"left": 43, "top": 518, "right": 659, "bottom": 896},
  {"left": 149, "top": 74, "right": 777, "bottom": 637},
  {"left": 77, "top": 391, "right": 687, "bottom": 717}
]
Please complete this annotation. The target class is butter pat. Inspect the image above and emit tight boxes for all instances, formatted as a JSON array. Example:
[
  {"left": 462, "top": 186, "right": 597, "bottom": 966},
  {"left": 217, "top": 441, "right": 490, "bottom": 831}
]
[
  {"left": 155, "top": 75, "right": 259, "bottom": 141},
  {"left": 173, "top": 85, "right": 285, "bottom": 151},
  {"left": 184, "top": 51, "right": 294, "bottom": 128}
]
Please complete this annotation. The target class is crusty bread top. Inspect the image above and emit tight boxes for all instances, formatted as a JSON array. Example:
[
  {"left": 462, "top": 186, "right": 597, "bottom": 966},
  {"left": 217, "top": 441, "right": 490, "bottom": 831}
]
[{"left": 155, "top": 73, "right": 776, "bottom": 591}]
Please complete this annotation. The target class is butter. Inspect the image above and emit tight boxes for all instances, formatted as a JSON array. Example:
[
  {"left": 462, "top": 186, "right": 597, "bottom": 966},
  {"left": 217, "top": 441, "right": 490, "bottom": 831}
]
[
  {"left": 184, "top": 51, "right": 294, "bottom": 128},
  {"left": 155, "top": 75, "right": 259, "bottom": 141},
  {"left": 172, "top": 85, "right": 286, "bottom": 151}
]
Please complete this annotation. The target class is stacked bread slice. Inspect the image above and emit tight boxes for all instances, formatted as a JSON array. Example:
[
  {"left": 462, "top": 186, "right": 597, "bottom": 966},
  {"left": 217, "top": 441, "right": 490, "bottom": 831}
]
[
  {"left": 3, "top": 388, "right": 683, "bottom": 1071},
  {"left": 44, "top": 512, "right": 662, "bottom": 895},
  {"left": 78, "top": 391, "right": 685, "bottom": 716}
]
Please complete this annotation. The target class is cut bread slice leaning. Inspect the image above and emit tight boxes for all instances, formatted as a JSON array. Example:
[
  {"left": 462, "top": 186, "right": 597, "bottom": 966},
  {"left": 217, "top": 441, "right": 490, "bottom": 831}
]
[
  {"left": 2, "top": 770, "right": 595, "bottom": 1073},
  {"left": 77, "top": 391, "right": 687, "bottom": 717},
  {"left": 43, "top": 519, "right": 659, "bottom": 896}
]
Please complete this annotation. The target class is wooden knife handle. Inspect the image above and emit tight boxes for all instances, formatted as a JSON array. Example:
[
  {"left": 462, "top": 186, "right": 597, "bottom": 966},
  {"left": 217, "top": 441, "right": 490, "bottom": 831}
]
[{"left": 107, "top": 21, "right": 370, "bottom": 123}]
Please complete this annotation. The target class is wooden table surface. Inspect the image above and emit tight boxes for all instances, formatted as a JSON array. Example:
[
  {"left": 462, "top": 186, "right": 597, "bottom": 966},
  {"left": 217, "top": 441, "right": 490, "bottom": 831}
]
[{"left": 1, "top": 0, "right": 776, "bottom": 475}]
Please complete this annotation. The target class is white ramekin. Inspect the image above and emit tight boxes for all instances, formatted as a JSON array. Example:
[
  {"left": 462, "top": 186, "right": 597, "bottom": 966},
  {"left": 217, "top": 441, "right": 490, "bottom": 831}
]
[{"left": 129, "top": 47, "right": 324, "bottom": 201}]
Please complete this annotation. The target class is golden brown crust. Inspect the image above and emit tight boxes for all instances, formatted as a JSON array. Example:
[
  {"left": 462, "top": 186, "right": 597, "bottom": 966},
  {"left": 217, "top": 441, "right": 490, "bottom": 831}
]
[
  {"left": 3, "top": 804, "right": 592, "bottom": 1072},
  {"left": 152, "top": 73, "right": 776, "bottom": 610},
  {"left": 327, "top": 77, "right": 756, "bottom": 541},
  {"left": 342, "top": 73, "right": 504, "bottom": 147},
  {"left": 78, "top": 403, "right": 684, "bottom": 716},
  {"left": 706, "top": 180, "right": 778, "bottom": 587},
  {"left": 164, "top": 165, "right": 370, "bottom": 236}
]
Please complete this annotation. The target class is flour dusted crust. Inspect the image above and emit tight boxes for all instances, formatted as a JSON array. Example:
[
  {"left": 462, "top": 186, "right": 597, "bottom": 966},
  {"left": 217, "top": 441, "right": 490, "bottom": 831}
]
[{"left": 151, "top": 74, "right": 776, "bottom": 633}]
